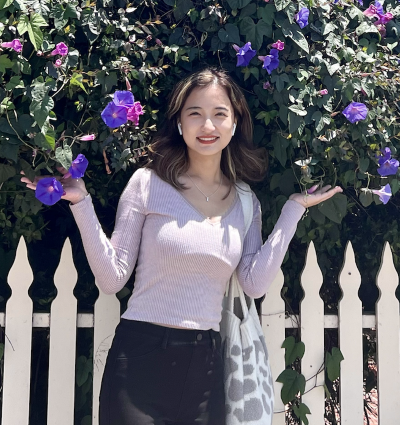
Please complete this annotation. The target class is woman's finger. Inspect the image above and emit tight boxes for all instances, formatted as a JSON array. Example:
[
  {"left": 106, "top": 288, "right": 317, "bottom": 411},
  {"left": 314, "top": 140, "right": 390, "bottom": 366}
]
[
  {"left": 56, "top": 166, "right": 69, "bottom": 175},
  {"left": 318, "top": 185, "right": 332, "bottom": 194}
]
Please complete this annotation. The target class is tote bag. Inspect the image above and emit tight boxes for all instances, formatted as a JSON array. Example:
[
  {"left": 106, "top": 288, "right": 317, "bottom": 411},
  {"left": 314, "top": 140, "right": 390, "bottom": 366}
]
[{"left": 220, "top": 182, "right": 274, "bottom": 425}]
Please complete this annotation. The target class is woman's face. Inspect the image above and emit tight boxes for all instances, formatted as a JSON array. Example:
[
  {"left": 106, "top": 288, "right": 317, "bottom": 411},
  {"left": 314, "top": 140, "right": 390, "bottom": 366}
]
[{"left": 179, "top": 84, "right": 236, "bottom": 159}]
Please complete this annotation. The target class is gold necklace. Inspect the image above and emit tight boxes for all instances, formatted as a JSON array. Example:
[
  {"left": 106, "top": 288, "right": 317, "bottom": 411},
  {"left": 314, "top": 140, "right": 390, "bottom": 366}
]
[{"left": 186, "top": 172, "right": 223, "bottom": 202}]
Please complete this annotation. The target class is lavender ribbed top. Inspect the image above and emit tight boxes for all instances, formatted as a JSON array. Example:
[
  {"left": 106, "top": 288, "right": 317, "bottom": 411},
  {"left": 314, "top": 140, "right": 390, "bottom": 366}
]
[{"left": 70, "top": 168, "right": 305, "bottom": 331}]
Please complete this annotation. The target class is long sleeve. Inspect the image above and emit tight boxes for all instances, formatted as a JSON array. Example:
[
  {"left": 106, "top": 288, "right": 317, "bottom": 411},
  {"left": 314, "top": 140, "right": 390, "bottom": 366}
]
[
  {"left": 69, "top": 168, "right": 148, "bottom": 294},
  {"left": 236, "top": 195, "right": 305, "bottom": 298}
]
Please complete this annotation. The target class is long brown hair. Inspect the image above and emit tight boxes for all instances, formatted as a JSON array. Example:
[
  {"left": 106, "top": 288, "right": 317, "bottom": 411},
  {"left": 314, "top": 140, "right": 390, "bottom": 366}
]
[{"left": 147, "top": 68, "right": 268, "bottom": 189}]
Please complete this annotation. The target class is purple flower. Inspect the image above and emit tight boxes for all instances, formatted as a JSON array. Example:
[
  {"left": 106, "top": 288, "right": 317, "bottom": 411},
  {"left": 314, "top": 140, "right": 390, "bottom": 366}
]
[
  {"left": 371, "top": 184, "right": 392, "bottom": 204},
  {"left": 54, "top": 59, "right": 62, "bottom": 67},
  {"left": 127, "top": 101, "right": 144, "bottom": 125},
  {"left": 263, "top": 81, "right": 271, "bottom": 90},
  {"left": 1, "top": 39, "right": 23, "bottom": 53},
  {"left": 113, "top": 91, "right": 135, "bottom": 107},
  {"left": 50, "top": 42, "right": 68, "bottom": 56},
  {"left": 375, "top": 1, "right": 384, "bottom": 14},
  {"left": 232, "top": 42, "right": 257, "bottom": 67},
  {"left": 68, "top": 154, "right": 89, "bottom": 178},
  {"left": 35, "top": 177, "right": 64, "bottom": 205},
  {"left": 374, "top": 12, "right": 393, "bottom": 25},
  {"left": 378, "top": 147, "right": 392, "bottom": 166},
  {"left": 271, "top": 40, "right": 285, "bottom": 51},
  {"left": 295, "top": 8, "right": 310, "bottom": 29},
  {"left": 364, "top": 4, "right": 379, "bottom": 17},
  {"left": 79, "top": 134, "right": 96, "bottom": 141},
  {"left": 377, "top": 158, "right": 399, "bottom": 177},
  {"left": 376, "top": 24, "right": 387, "bottom": 37},
  {"left": 342, "top": 102, "right": 368, "bottom": 123},
  {"left": 319, "top": 89, "right": 329, "bottom": 95},
  {"left": 101, "top": 102, "right": 128, "bottom": 128},
  {"left": 258, "top": 49, "right": 280, "bottom": 74},
  {"left": 357, "top": 0, "right": 363, "bottom": 5}
]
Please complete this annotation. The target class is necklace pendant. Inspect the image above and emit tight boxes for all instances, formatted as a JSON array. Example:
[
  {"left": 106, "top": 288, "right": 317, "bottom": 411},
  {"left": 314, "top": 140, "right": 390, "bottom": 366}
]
[{"left": 206, "top": 197, "right": 209, "bottom": 202}]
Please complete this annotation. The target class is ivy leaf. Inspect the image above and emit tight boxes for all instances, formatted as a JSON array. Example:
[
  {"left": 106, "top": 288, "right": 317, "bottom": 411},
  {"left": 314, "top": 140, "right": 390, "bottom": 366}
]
[
  {"left": 271, "top": 74, "right": 289, "bottom": 92},
  {"left": 69, "top": 73, "right": 88, "bottom": 94},
  {"left": 239, "top": 17, "right": 271, "bottom": 50},
  {"left": 173, "top": 0, "right": 193, "bottom": 20},
  {"left": 288, "top": 104, "right": 307, "bottom": 116},
  {"left": 312, "top": 111, "right": 325, "bottom": 133},
  {"left": 325, "top": 347, "right": 344, "bottom": 382},
  {"left": 55, "top": 145, "right": 73, "bottom": 170},
  {"left": 0, "top": 164, "right": 16, "bottom": 183},
  {"left": 19, "top": 159, "right": 36, "bottom": 182},
  {"left": 318, "top": 194, "right": 347, "bottom": 224},
  {"left": 0, "top": 0, "right": 13, "bottom": 8},
  {"left": 281, "top": 22, "right": 309, "bottom": 54},
  {"left": 293, "top": 402, "right": 311, "bottom": 425},
  {"left": 276, "top": 369, "right": 306, "bottom": 404},
  {"left": 356, "top": 22, "right": 379, "bottom": 36},
  {"left": 271, "top": 133, "right": 290, "bottom": 167},
  {"left": 282, "top": 336, "right": 305, "bottom": 366},
  {"left": 227, "top": 0, "right": 252, "bottom": 9},
  {"left": 275, "top": 0, "right": 291, "bottom": 11},
  {"left": 17, "top": 14, "right": 47, "bottom": 51},
  {"left": 30, "top": 94, "right": 54, "bottom": 128},
  {"left": 218, "top": 23, "right": 240, "bottom": 44},
  {"left": 0, "top": 55, "right": 13, "bottom": 73}
]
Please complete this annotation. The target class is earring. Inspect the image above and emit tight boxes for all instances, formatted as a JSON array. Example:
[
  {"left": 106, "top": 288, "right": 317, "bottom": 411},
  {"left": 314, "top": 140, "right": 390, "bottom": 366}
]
[
  {"left": 178, "top": 123, "right": 182, "bottom": 135},
  {"left": 232, "top": 123, "right": 236, "bottom": 136}
]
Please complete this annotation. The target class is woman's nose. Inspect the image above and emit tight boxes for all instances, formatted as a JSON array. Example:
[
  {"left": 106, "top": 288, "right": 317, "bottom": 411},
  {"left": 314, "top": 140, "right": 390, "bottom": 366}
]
[{"left": 202, "top": 118, "right": 215, "bottom": 131}]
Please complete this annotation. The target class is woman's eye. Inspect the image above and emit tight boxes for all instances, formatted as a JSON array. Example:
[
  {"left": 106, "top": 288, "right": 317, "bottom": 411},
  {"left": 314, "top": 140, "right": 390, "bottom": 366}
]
[{"left": 189, "top": 112, "right": 200, "bottom": 116}]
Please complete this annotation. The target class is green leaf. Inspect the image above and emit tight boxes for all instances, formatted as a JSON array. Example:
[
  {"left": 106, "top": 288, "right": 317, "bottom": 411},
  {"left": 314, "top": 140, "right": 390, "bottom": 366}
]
[
  {"left": 173, "top": 0, "right": 193, "bottom": 20},
  {"left": 318, "top": 193, "right": 347, "bottom": 224},
  {"left": 55, "top": 145, "right": 73, "bottom": 170},
  {"left": 312, "top": 111, "right": 324, "bottom": 133},
  {"left": 275, "top": 0, "right": 291, "bottom": 11},
  {"left": 0, "top": 0, "right": 13, "bottom": 8},
  {"left": 30, "top": 94, "right": 54, "bottom": 128},
  {"left": 359, "top": 191, "right": 373, "bottom": 207},
  {"left": 0, "top": 55, "right": 13, "bottom": 73},
  {"left": 356, "top": 22, "right": 379, "bottom": 36},
  {"left": 239, "top": 17, "right": 271, "bottom": 50},
  {"left": 359, "top": 158, "right": 369, "bottom": 173},
  {"left": 293, "top": 402, "right": 311, "bottom": 425},
  {"left": 282, "top": 336, "right": 305, "bottom": 365},
  {"left": 325, "top": 347, "right": 344, "bottom": 382},
  {"left": 281, "top": 22, "right": 309, "bottom": 53},
  {"left": 271, "top": 74, "right": 289, "bottom": 92},
  {"left": 0, "top": 164, "right": 16, "bottom": 183},
  {"left": 227, "top": 0, "right": 252, "bottom": 9},
  {"left": 218, "top": 23, "right": 240, "bottom": 44},
  {"left": 288, "top": 104, "right": 307, "bottom": 116},
  {"left": 76, "top": 355, "right": 91, "bottom": 387},
  {"left": 288, "top": 112, "right": 304, "bottom": 135},
  {"left": 34, "top": 133, "right": 53, "bottom": 150},
  {"left": 17, "top": 15, "right": 30, "bottom": 35},
  {"left": 271, "top": 134, "right": 290, "bottom": 167},
  {"left": 276, "top": 369, "right": 306, "bottom": 404},
  {"left": 5, "top": 76, "right": 25, "bottom": 91},
  {"left": 19, "top": 159, "right": 36, "bottom": 182},
  {"left": 17, "top": 14, "right": 47, "bottom": 51},
  {"left": 70, "top": 73, "right": 88, "bottom": 94}
]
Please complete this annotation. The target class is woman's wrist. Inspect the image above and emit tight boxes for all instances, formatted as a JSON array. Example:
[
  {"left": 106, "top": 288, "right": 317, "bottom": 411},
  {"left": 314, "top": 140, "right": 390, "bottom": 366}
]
[{"left": 70, "top": 192, "right": 89, "bottom": 205}]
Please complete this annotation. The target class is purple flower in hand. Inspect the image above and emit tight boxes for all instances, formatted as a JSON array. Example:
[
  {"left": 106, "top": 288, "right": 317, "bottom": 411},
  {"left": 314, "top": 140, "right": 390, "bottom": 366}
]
[
  {"left": 35, "top": 177, "right": 64, "bottom": 205},
  {"left": 101, "top": 102, "right": 128, "bottom": 128},
  {"left": 342, "top": 102, "right": 368, "bottom": 123},
  {"left": 113, "top": 91, "right": 135, "bottom": 107},
  {"left": 295, "top": 8, "right": 310, "bottom": 29},
  {"left": 1, "top": 39, "right": 22, "bottom": 53},
  {"left": 232, "top": 42, "right": 257, "bottom": 67},
  {"left": 375, "top": 1, "right": 384, "bottom": 14},
  {"left": 127, "top": 101, "right": 144, "bottom": 125},
  {"left": 258, "top": 49, "right": 280, "bottom": 74},
  {"left": 68, "top": 154, "right": 89, "bottom": 178},
  {"left": 50, "top": 42, "right": 68, "bottom": 56},
  {"left": 371, "top": 184, "right": 392, "bottom": 204}
]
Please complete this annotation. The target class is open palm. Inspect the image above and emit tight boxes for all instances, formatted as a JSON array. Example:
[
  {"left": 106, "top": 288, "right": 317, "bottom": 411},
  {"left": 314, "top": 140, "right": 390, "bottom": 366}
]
[{"left": 289, "top": 185, "right": 343, "bottom": 208}]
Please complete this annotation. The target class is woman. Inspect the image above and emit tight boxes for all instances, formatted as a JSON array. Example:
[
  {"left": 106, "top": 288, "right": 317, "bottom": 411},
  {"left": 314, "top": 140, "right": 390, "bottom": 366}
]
[{"left": 22, "top": 68, "right": 342, "bottom": 425}]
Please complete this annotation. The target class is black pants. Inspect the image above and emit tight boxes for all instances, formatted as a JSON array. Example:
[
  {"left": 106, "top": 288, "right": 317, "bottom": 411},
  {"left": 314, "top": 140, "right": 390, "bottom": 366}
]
[{"left": 99, "top": 319, "right": 226, "bottom": 425}]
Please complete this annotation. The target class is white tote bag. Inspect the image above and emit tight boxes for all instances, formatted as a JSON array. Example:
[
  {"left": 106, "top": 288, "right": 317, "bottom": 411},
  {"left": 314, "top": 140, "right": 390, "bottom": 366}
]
[{"left": 220, "top": 181, "right": 274, "bottom": 425}]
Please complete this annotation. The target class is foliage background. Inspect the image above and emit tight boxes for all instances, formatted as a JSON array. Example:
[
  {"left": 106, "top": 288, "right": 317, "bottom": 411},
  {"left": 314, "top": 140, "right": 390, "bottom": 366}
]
[{"left": 0, "top": 0, "right": 399, "bottom": 423}]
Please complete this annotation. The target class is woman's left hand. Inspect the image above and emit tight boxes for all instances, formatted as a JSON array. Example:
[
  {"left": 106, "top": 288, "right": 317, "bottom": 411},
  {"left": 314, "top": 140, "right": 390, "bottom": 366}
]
[{"left": 289, "top": 185, "right": 343, "bottom": 208}]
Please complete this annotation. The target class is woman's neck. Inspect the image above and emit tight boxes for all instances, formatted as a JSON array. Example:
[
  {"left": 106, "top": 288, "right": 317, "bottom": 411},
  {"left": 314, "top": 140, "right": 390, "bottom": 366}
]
[{"left": 186, "top": 153, "right": 222, "bottom": 184}]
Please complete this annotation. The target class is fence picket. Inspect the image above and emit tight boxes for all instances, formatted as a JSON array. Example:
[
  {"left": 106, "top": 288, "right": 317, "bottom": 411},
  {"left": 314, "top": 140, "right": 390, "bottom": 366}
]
[
  {"left": 300, "top": 242, "right": 325, "bottom": 425},
  {"left": 338, "top": 242, "right": 363, "bottom": 424},
  {"left": 376, "top": 242, "right": 400, "bottom": 423},
  {"left": 92, "top": 288, "right": 120, "bottom": 425},
  {"left": 2, "top": 238, "right": 33, "bottom": 425},
  {"left": 47, "top": 238, "right": 78, "bottom": 424},
  {"left": 261, "top": 268, "right": 286, "bottom": 425}
]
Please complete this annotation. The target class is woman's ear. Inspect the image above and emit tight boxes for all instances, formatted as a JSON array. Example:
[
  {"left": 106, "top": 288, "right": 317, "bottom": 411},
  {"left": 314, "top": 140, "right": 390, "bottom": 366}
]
[{"left": 177, "top": 122, "right": 182, "bottom": 135}]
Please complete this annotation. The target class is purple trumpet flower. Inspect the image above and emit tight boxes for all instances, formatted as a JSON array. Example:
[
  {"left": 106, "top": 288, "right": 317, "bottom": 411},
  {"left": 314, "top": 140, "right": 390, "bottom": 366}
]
[
  {"left": 378, "top": 147, "right": 391, "bottom": 166},
  {"left": 68, "top": 154, "right": 89, "bottom": 178},
  {"left": 377, "top": 158, "right": 399, "bottom": 177},
  {"left": 375, "top": 1, "right": 384, "bottom": 14},
  {"left": 101, "top": 102, "right": 128, "bottom": 128},
  {"left": 50, "top": 42, "right": 68, "bottom": 56},
  {"left": 113, "top": 91, "right": 135, "bottom": 107},
  {"left": 342, "top": 102, "right": 368, "bottom": 123},
  {"left": 127, "top": 102, "right": 144, "bottom": 125},
  {"left": 232, "top": 42, "right": 257, "bottom": 67},
  {"left": 374, "top": 12, "right": 393, "bottom": 25},
  {"left": 35, "top": 178, "right": 64, "bottom": 205},
  {"left": 295, "top": 8, "right": 310, "bottom": 29},
  {"left": 371, "top": 184, "right": 392, "bottom": 204},
  {"left": 1, "top": 39, "right": 22, "bottom": 53},
  {"left": 258, "top": 49, "right": 280, "bottom": 74}
]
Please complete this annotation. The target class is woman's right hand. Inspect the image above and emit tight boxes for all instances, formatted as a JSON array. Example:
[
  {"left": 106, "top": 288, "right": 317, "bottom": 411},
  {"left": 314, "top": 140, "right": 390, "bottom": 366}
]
[{"left": 21, "top": 167, "right": 89, "bottom": 205}]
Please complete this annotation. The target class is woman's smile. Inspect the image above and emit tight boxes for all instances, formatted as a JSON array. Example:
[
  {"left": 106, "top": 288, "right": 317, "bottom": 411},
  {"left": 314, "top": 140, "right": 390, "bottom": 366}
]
[{"left": 197, "top": 136, "right": 219, "bottom": 144}]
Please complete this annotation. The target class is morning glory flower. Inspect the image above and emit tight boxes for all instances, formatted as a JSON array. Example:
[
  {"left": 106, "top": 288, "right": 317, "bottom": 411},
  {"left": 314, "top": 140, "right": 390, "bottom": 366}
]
[
  {"left": 342, "top": 102, "right": 368, "bottom": 123},
  {"left": 374, "top": 12, "right": 393, "bottom": 25},
  {"left": 375, "top": 1, "right": 384, "bottom": 14},
  {"left": 79, "top": 134, "right": 96, "bottom": 141},
  {"left": 50, "top": 42, "right": 68, "bottom": 56},
  {"left": 319, "top": 89, "right": 329, "bottom": 95},
  {"left": 68, "top": 154, "right": 89, "bottom": 179},
  {"left": 35, "top": 177, "right": 64, "bottom": 206},
  {"left": 54, "top": 59, "right": 62, "bottom": 67},
  {"left": 357, "top": 0, "right": 363, "bottom": 5},
  {"left": 232, "top": 42, "right": 257, "bottom": 67},
  {"left": 258, "top": 49, "right": 280, "bottom": 74},
  {"left": 113, "top": 91, "right": 135, "bottom": 107},
  {"left": 364, "top": 4, "right": 379, "bottom": 17},
  {"left": 295, "top": 8, "right": 310, "bottom": 29},
  {"left": 1, "top": 39, "right": 22, "bottom": 53},
  {"left": 371, "top": 184, "right": 392, "bottom": 204},
  {"left": 127, "top": 102, "right": 144, "bottom": 125},
  {"left": 377, "top": 158, "right": 399, "bottom": 176},
  {"left": 101, "top": 102, "right": 128, "bottom": 128},
  {"left": 378, "top": 147, "right": 392, "bottom": 166},
  {"left": 271, "top": 40, "right": 285, "bottom": 51}
]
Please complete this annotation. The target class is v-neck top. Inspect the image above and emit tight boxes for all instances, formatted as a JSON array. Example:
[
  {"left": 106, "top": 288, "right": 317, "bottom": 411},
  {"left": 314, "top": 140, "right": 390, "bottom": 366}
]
[{"left": 70, "top": 167, "right": 305, "bottom": 331}]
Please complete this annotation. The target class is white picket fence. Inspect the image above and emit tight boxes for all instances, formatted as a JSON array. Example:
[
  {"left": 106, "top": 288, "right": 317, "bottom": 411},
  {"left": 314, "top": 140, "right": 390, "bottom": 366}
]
[{"left": 2, "top": 237, "right": 400, "bottom": 424}]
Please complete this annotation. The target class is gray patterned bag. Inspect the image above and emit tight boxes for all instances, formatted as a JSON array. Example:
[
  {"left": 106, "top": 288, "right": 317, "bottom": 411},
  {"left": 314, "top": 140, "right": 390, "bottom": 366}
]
[{"left": 220, "top": 182, "right": 274, "bottom": 425}]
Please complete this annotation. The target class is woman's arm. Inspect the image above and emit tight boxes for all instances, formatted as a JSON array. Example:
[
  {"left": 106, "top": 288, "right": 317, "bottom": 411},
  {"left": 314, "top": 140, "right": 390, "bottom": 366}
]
[{"left": 70, "top": 168, "right": 148, "bottom": 294}]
